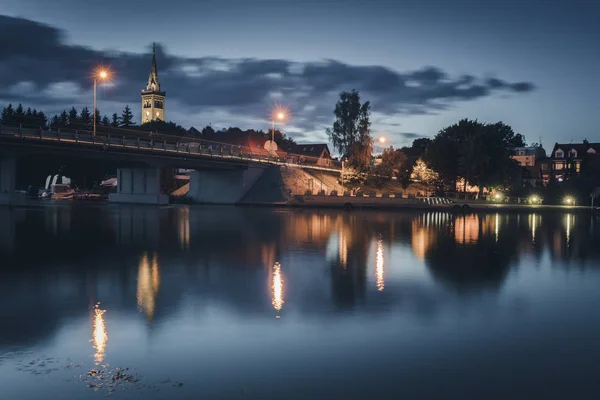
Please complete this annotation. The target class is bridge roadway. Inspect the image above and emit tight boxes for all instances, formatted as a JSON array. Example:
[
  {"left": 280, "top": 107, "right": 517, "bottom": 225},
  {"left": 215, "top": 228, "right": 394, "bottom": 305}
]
[{"left": 0, "top": 124, "right": 342, "bottom": 205}]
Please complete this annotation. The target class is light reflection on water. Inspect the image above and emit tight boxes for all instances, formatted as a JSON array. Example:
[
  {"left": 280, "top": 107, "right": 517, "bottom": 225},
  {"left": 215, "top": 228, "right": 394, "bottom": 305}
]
[
  {"left": 376, "top": 239, "right": 384, "bottom": 291},
  {"left": 92, "top": 305, "right": 107, "bottom": 365},
  {"left": 1, "top": 205, "right": 600, "bottom": 399},
  {"left": 271, "top": 262, "right": 285, "bottom": 314}
]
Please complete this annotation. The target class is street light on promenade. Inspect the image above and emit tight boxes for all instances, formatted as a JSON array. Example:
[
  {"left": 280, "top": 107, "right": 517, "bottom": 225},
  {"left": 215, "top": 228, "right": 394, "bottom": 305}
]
[
  {"left": 93, "top": 68, "right": 110, "bottom": 137},
  {"left": 268, "top": 107, "right": 287, "bottom": 154},
  {"left": 272, "top": 110, "right": 286, "bottom": 143}
]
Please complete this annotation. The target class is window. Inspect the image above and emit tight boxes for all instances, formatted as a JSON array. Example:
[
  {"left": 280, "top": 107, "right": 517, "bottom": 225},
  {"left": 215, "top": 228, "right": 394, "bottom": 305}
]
[
  {"left": 555, "top": 149, "right": 564, "bottom": 158},
  {"left": 576, "top": 163, "right": 581, "bottom": 173},
  {"left": 519, "top": 150, "right": 525, "bottom": 156},
  {"left": 569, "top": 149, "right": 577, "bottom": 158},
  {"left": 588, "top": 148, "right": 596, "bottom": 154}
]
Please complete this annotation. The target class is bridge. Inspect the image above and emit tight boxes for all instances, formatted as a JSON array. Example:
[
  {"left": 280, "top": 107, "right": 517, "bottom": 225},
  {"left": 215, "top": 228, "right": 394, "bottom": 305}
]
[{"left": 0, "top": 124, "right": 342, "bottom": 205}]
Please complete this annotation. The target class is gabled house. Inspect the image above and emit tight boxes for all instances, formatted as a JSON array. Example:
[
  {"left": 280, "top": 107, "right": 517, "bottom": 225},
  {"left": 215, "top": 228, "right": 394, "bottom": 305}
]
[
  {"left": 550, "top": 141, "right": 599, "bottom": 181},
  {"left": 285, "top": 144, "right": 333, "bottom": 167},
  {"left": 511, "top": 146, "right": 546, "bottom": 167}
]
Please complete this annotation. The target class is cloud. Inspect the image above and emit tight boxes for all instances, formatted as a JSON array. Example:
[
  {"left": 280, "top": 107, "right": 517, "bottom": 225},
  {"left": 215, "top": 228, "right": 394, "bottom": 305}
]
[
  {"left": 0, "top": 15, "right": 536, "bottom": 138},
  {"left": 399, "top": 132, "right": 423, "bottom": 140}
]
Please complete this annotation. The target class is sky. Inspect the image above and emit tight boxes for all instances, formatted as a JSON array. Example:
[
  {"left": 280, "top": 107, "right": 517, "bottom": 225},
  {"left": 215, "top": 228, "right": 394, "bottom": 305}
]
[{"left": 0, "top": 0, "right": 598, "bottom": 149}]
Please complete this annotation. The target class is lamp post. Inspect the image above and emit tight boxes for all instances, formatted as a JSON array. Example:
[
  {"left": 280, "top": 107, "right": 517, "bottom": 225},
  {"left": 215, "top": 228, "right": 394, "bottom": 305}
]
[
  {"left": 376, "top": 136, "right": 387, "bottom": 154},
  {"left": 272, "top": 112, "right": 285, "bottom": 144},
  {"left": 93, "top": 69, "right": 108, "bottom": 137}
]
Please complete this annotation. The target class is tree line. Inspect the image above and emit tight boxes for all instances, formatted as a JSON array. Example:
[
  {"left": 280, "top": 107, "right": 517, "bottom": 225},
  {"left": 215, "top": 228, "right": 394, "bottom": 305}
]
[
  {"left": 0, "top": 103, "right": 297, "bottom": 147},
  {"left": 325, "top": 89, "right": 528, "bottom": 194}
]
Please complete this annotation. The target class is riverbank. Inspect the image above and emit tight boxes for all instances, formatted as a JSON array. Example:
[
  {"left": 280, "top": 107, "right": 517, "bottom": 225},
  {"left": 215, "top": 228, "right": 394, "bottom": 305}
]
[{"left": 265, "top": 194, "right": 599, "bottom": 215}]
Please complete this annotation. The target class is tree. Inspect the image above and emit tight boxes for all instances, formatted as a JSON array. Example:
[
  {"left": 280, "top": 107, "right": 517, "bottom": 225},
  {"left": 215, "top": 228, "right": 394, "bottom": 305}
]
[
  {"left": 411, "top": 158, "right": 439, "bottom": 184},
  {"left": 59, "top": 110, "right": 69, "bottom": 127},
  {"left": 424, "top": 119, "right": 523, "bottom": 196},
  {"left": 111, "top": 113, "right": 120, "bottom": 127},
  {"left": 15, "top": 104, "right": 24, "bottom": 117},
  {"left": 50, "top": 115, "right": 60, "bottom": 129},
  {"left": 138, "top": 120, "right": 187, "bottom": 136},
  {"left": 68, "top": 107, "right": 79, "bottom": 126},
  {"left": 94, "top": 108, "right": 101, "bottom": 127},
  {"left": 80, "top": 107, "right": 92, "bottom": 128},
  {"left": 34, "top": 110, "right": 47, "bottom": 128},
  {"left": 1, "top": 104, "right": 15, "bottom": 124},
  {"left": 201, "top": 125, "right": 215, "bottom": 136},
  {"left": 120, "top": 105, "right": 134, "bottom": 127},
  {"left": 326, "top": 89, "right": 373, "bottom": 171},
  {"left": 101, "top": 115, "right": 110, "bottom": 126}
]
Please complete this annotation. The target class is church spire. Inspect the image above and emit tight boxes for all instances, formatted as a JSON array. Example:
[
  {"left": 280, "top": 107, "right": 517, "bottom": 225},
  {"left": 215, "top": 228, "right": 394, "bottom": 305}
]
[{"left": 146, "top": 42, "right": 160, "bottom": 92}]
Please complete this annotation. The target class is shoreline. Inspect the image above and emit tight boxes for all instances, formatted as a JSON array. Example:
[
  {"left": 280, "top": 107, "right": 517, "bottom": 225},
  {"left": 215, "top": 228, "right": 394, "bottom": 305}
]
[{"left": 8, "top": 198, "right": 599, "bottom": 215}]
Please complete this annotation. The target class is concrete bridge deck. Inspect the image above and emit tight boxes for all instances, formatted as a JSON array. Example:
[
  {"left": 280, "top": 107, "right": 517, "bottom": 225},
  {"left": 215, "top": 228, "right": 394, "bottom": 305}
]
[{"left": 0, "top": 124, "right": 342, "bottom": 173}]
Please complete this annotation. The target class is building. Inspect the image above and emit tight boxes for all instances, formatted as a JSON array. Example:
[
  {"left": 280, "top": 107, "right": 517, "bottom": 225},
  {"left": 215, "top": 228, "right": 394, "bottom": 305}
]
[
  {"left": 285, "top": 144, "right": 333, "bottom": 167},
  {"left": 199, "top": 130, "right": 289, "bottom": 158},
  {"left": 511, "top": 146, "right": 546, "bottom": 167},
  {"left": 549, "top": 141, "right": 599, "bottom": 181},
  {"left": 141, "top": 43, "right": 166, "bottom": 124}
]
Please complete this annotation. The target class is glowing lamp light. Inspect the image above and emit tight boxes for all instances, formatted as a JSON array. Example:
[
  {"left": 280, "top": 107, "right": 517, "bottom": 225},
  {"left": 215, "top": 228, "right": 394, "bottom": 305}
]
[
  {"left": 99, "top": 70, "right": 108, "bottom": 79},
  {"left": 564, "top": 196, "right": 574, "bottom": 205},
  {"left": 277, "top": 112, "right": 285, "bottom": 120},
  {"left": 530, "top": 196, "right": 539, "bottom": 204},
  {"left": 494, "top": 193, "right": 502, "bottom": 201},
  {"left": 378, "top": 136, "right": 386, "bottom": 144}
]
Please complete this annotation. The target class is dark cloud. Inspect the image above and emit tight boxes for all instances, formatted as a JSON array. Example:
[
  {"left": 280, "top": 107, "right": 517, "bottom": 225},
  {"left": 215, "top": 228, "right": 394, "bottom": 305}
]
[
  {"left": 399, "top": 132, "right": 423, "bottom": 140},
  {"left": 0, "top": 15, "right": 536, "bottom": 133}
]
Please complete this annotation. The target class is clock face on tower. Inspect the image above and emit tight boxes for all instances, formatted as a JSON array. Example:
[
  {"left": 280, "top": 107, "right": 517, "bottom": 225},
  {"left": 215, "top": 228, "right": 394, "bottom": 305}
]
[
  {"left": 156, "top": 112, "right": 160, "bottom": 117},
  {"left": 146, "top": 111, "right": 150, "bottom": 116}
]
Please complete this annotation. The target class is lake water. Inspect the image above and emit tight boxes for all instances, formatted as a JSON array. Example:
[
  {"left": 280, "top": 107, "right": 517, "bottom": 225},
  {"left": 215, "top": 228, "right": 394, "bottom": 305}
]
[{"left": 1, "top": 205, "right": 599, "bottom": 399}]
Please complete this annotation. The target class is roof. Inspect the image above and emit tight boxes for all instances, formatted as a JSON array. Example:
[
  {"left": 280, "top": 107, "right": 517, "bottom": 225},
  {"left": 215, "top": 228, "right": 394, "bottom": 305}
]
[
  {"left": 187, "top": 126, "right": 201, "bottom": 135},
  {"left": 513, "top": 147, "right": 537, "bottom": 156},
  {"left": 551, "top": 142, "right": 599, "bottom": 158},
  {"left": 286, "top": 143, "right": 331, "bottom": 159}
]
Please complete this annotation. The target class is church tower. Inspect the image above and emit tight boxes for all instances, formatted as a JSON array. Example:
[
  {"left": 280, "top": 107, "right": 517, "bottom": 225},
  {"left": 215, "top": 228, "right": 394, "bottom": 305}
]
[{"left": 141, "top": 43, "right": 166, "bottom": 124}]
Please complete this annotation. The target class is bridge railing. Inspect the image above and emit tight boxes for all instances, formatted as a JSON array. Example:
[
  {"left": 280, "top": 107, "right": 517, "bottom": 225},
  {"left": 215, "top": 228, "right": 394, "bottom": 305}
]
[{"left": 0, "top": 123, "right": 342, "bottom": 172}]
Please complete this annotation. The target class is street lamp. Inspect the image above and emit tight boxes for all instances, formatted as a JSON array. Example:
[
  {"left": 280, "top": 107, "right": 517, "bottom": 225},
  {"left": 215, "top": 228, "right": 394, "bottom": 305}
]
[
  {"left": 272, "top": 111, "right": 285, "bottom": 144},
  {"left": 93, "top": 68, "right": 110, "bottom": 137}
]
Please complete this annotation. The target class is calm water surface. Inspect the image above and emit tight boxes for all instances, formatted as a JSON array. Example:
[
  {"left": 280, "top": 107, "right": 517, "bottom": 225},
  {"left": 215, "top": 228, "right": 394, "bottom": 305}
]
[{"left": 1, "top": 205, "right": 600, "bottom": 399}]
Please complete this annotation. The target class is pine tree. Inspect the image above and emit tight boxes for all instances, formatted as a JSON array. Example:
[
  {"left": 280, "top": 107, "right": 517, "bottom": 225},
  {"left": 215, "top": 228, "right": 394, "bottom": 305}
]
[
  {"left": 101, "top": 115, "right": 110, "bottom": 126},
  {"left": 120, "top": 105, "right": 134, "bottom": 128},
  {"left": 94, "top": 108, "right": 101, "bottom": 127},
  {"left": 59, "top": 110, "right": 69, "bottom": 127},
  {"left": 80, "top": 107, "right": 92, "bottom": 127},
  {"left": 50, "top": 115, "right": 60, "bottom": 129},
  {"left": 1, "top": 104, "right": 15, "bottom": 124},
  {"left": 111, "top": 113, "right": 120, "bottom": 127},
  {"left": 68, "top": 107, "right": 79, "bottom": 126},
  {"left": 14, "top": 104, "right": 24, "bottom": 125},
  {"left": 36, "top": 110, "right": 47, "bottom": 128}
]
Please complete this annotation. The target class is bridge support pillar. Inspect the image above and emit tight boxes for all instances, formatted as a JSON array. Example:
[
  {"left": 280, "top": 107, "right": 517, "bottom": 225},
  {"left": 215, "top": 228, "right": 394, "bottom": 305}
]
[
  {"left": 108, "top": 167, "right": 169, "bottom": 205},
  {"left": 0, "top": 157, "right": 26, "bottom": 206},
  {"left": 188, "top": 167, "right": 265, "bottom": 204}
]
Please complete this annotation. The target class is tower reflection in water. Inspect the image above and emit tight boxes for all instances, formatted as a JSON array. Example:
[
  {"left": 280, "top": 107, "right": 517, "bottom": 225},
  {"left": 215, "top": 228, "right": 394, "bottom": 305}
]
[
  {"left": 137, "top": 252, "right": 161, "bottom": 321},
  {"left": 92, "top": 305, "right": 107, "bottom": 364},
  {"left": 271, "top": 262, "right": 285, "bottom": 315},
  {"left": 376, "top": 239, "right": 384, "bottom": 291}
]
